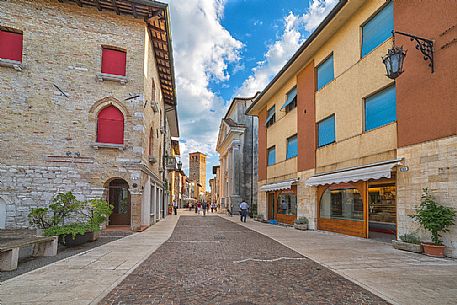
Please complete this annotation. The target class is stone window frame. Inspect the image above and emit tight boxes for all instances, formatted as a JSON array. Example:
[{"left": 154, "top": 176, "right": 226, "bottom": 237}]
[
  {"left": 0, "top": 25, "right": 24, "bottom": 71},
  {"left": 89, "top": 97, "right": 130, "bottom": 150},
  {"left": 96, "top": 45, "right": 128, "bottom": 85}
]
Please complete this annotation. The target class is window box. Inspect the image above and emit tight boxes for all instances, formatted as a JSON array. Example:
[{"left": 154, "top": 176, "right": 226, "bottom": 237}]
[
  {"left": 96, "top": 72, "right": 128, "bottom": 84},
  {"left": 0, "top": 58, "right": 23, "bottom": 71},
  {"left": 91, "top": 143, "right": 126, "bottom": 150}
]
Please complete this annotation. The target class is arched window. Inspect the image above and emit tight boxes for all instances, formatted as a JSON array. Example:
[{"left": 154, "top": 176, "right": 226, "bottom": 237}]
[
  {"left": 320, "top": 185, "right": 363, "bottom": 221},
  {"left": 97, "top": 105, "right": 124, "bottom": 144}
]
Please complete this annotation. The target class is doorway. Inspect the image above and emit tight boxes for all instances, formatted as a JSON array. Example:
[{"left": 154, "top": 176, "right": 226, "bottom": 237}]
[
  {"left": 368, "top": 181, "right": 396, "bottom": 242},
  {"left": 267, "top": 192, "right": 275, "bottom": 220},
  {"left": 108, "top": 179, "right": 131, "bottom": 225}
]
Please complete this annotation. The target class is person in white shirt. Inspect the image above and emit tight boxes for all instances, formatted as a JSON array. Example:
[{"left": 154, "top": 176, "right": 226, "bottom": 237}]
[
  {"left": 239, "top": 199, "right": 249, "bottom": 222},
  {"left": 173, "top": 200, "right": 178, "bottom": 215}
]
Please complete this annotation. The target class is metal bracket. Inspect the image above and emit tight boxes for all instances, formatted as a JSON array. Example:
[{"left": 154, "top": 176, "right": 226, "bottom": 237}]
[{"left": 394, "top": 31, "right": 434, "bottom": 73}]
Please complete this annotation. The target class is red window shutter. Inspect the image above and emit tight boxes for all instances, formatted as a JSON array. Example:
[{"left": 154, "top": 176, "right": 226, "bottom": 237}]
[
  {"left": 101, "top": 48, "right": 126, "bottom": 76},
  {"left": 0, "top": 30, "right": 23, "bottom": 62},
  {"left": 97, "top": 106, "right": 124, "bottom": 144}
]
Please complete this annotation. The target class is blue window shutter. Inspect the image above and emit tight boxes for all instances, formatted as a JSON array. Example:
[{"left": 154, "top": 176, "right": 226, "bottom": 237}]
[
  {"left": 317, "top": 54, "right": 334, "bottom": 91},
  {"left": 281, "top": 87, "right": 297, "bottom": 109},
  {"left": 365, "top": 85, "right": 396, "bottom": 131},
  {"left": 361, "top": 1, "right": 394, "bottom": 57},
  {"left": 286, "top": 135, "right": 298, "bottom": 159},
  {"left": 266, "top": 105, "right": 275, "bottom": 125},
  {"left": 268, "top": 147, "right": 276, "bottom": 166},
  {"left": 318, "top": 115, "right": 335, "bottom": 147}
]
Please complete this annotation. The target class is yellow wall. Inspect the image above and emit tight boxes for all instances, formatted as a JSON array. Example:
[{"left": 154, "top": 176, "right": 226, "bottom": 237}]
[
  {"left": 265, "top": 77, "right": 298, "bottom": 180},
  {"left": 314, "top": 0, "right": 396, "bottom": 173}
]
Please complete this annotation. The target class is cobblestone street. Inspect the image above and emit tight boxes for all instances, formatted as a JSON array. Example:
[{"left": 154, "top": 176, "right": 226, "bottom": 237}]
[{"left": 102, "top": 216, "right": 389, "bottom": 305}]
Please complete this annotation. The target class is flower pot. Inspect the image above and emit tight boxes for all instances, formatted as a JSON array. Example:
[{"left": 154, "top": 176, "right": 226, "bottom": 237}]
[
  {"left": 294, "top": 223, "right": 308, "bottom": 231},
  {"left": 392, "top": 240, "right": 423, "bottom": 253},
  {"left": 61, "top": 231, "right": 91, "bottom": 247},
  {"left": 422, "top": 242, "right": 445, "bottom": 257}
]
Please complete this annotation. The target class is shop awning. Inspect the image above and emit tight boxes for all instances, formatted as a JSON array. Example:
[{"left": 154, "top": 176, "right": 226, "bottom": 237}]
[
  {"left": 259, "top": 179, "right": 298, "bottom": 192},
  {"left": 305, "top": 158, "right": 402, "bottom": 186}
]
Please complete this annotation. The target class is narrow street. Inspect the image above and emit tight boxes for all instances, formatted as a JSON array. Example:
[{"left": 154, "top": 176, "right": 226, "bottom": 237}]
[{"left": 102, "top": 215, "right": 388, "bottom": 305}]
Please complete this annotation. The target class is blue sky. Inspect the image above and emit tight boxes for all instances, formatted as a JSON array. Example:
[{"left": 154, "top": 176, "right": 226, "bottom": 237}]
[{"left": 165, "top": 0, "right": 338, "bottom": 189}]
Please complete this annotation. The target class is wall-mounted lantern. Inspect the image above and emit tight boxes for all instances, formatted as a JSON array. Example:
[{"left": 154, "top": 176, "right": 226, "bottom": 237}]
[
  {"left": 177, "top": 160, "right": 182, "bottom": 171},
  {"left": 383, "top": 31, "right": 434, "bottom": 79}
]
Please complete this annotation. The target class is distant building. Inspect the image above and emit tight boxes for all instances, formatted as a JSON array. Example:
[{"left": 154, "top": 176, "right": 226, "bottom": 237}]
[
  {"left": 216, "top": 95, "right": 258, "bottom": 215},
  {"left": 189, "top": 152, "right": 207, "bottom": 195}
]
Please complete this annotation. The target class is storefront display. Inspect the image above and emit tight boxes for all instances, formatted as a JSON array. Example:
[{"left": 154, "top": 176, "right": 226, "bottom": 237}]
[{"left": 267, "top": 186, "right": 297, "bottom": 224}]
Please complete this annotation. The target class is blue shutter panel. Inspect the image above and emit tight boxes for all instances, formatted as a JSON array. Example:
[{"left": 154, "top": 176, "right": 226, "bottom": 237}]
[
  {"left": 282, "top": 87, "right": 297, "bottom": 109},
  {"left": 268, "top": 147, "right": 276, "bottom": 166},
  {"left": 318, "top": 115, "right": 335, "bottom": 147},
  {"left": 286, "top": 135, "right": 298, "bottom": 159},
  {"left": 317, "top": 54, "right": 334, "bottom": 90},
  {"left": 365, "top": 85, "right": 396, "bottom": 131},
  {"left": 361, "top": 1, "right": 394, "bottom": 57}
]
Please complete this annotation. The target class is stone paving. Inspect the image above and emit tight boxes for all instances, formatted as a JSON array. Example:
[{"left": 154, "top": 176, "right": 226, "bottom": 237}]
[
  {"left": 223, "top": 215, "right": 457, "bottom": 305},
  {"left": 102, "top": 215, "right": 389, "bottom": 305},
  {"left": 0, "top": 215, "right": 179, "bottom": 305}
]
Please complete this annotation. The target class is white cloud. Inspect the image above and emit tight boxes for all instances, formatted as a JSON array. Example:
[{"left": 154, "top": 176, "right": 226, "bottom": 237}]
[
  {"left": 236, "top": 0, "right": 338, "bottom": 97},
  {"left": 164, "top": 0, "right": 243, "bottom": 175}
]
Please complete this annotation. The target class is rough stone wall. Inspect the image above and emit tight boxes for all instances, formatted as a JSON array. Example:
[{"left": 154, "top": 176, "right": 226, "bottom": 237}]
[
  {"left": 0, "top": 0, "right": 165, "bottom": 229},
  {"left": 397, "top": 135, "right": 457, "bottom": 257},
  {"left": 297, "top": 170, "right": 317, "bottom": 230},
  {"left": 256, "top": 181, "right": 267, "bottom": 219}
]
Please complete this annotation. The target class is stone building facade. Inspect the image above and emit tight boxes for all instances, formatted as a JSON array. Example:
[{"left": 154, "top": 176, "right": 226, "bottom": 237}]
[
  {"left": 0, "top": 0, "right": 179, "bottom": 231},
  {"left": 247, "top": 0, "right": 457, "bottom": 256},
  {"left": 216, "top": 95, "right": 258, "bottom": 215}
]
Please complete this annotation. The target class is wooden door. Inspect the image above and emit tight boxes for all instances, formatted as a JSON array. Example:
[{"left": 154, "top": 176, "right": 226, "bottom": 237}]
[
  {"left": 267, "top": 192, "right": 275, "bottom": 220},
  {"left": 108, "top": 179, "right": 131, "bottom": 225}
]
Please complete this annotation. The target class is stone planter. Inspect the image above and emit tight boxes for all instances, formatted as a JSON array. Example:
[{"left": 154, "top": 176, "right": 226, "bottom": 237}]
[
  {"left": 392, "top": 240, "right": 423, "bottom": 253},
  {"left": 294, "top": 223, "right": 308, "bottom": 231},
  {"left": 60, "top": 232, "right": 91, "bottom": 247},
  {"left": 87, "top": 231, "right": 100, "bottom": 242}
]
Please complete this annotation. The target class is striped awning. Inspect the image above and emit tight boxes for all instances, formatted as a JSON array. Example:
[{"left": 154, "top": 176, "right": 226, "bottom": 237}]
[
  {"left": 305, "top": 158, "right": 402, "bottom": 186},
  {"left": 259, "top": 179, "right": 298, "bottom": 192}
]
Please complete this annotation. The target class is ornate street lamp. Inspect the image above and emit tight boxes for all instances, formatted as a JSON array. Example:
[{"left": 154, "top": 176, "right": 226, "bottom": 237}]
[
  {"left": 177, "top": 160, "right": 182, "bottom": 171},
  {"left": 382, "top": 46, "right": 407, "bottom": 79},
  {"left": 383, "top": 31, "right": 434, "bottom": 79}
]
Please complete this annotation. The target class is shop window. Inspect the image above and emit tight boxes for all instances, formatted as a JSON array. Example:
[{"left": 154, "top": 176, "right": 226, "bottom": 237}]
[
  {"left": 365, "top": 85, "right": 396, "bottom": 131},
  {"left": 361, "top": 1, "right": 393, "bottom": 58},
  {"left": 286, "top": 134, "right": 298, "bottom": 159},
  {"left": 316, "top": 53, "right": 334, "bottom": 91},
  {"left": 101, "top": 47, "right": 127, "bottom": 76},
  {"left": 267, "top": 146, "right": 276, "bottom": 166},
  {"left": 277, "top": 192, "right": 297, "bottom": 216},
  {"left": 97, "top": 105, "right": 124, "bottom": 144},
  {"left": 320, "top": 187, "right": 363, "bottom": 221},
  {"left": 281, "top": 86, "right": 297, "bottom": 113},
  {"left": 0, "top": 28, "right": 23, "bottom": 62},
  {"left": 368, "top": 182, "right": 396, "bottom": 233},
  {"left": 265, "top": 105, "right": 276, "bottom": 128},
  {"left": 317, "top": 114, "right": 335, "bottom": 147}
]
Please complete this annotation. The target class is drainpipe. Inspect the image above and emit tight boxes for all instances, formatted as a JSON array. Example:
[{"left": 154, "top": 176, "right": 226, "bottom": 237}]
[
  {"left": 251, "top": 114, "right": 254, "bottom": 215},
  {"left": 162, "top": 114, "right": 166, "bottom": 219}
]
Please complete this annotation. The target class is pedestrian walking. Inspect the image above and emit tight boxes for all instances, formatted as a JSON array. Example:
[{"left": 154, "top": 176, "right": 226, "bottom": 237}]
[
  {"left": 197, "top": 202, "right": 202, "bottom": 215},
  {"left": 173, "top": 200, "right": 178, "bottom": 215},
  {"left": 239, "top": 199, "right": 249, "bottom": 223},
  {"left": 211, "top": 202, "right": 216, "bottom": 213},
  {"left": 202, "top": 201, "right": 207, "bottom": 216}
]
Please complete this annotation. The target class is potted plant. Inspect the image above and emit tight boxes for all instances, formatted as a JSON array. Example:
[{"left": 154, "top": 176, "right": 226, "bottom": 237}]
[
  {"left": 392, "top": 233, "right": 423, "bottom": 253},
  {"left": 29, "top": 192, "right": 113, "bottom": 246},
  {"left": 410, "top": 188, "right": 456, "bottom": 257},
  {"left": 294, "top": 217, "right": 309, "bottom": 231}
]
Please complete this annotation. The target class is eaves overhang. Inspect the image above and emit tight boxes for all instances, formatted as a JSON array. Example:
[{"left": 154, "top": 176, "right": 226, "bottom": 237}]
[{"left": 246, "top": 0, "right": 369, "bottom": 116}]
